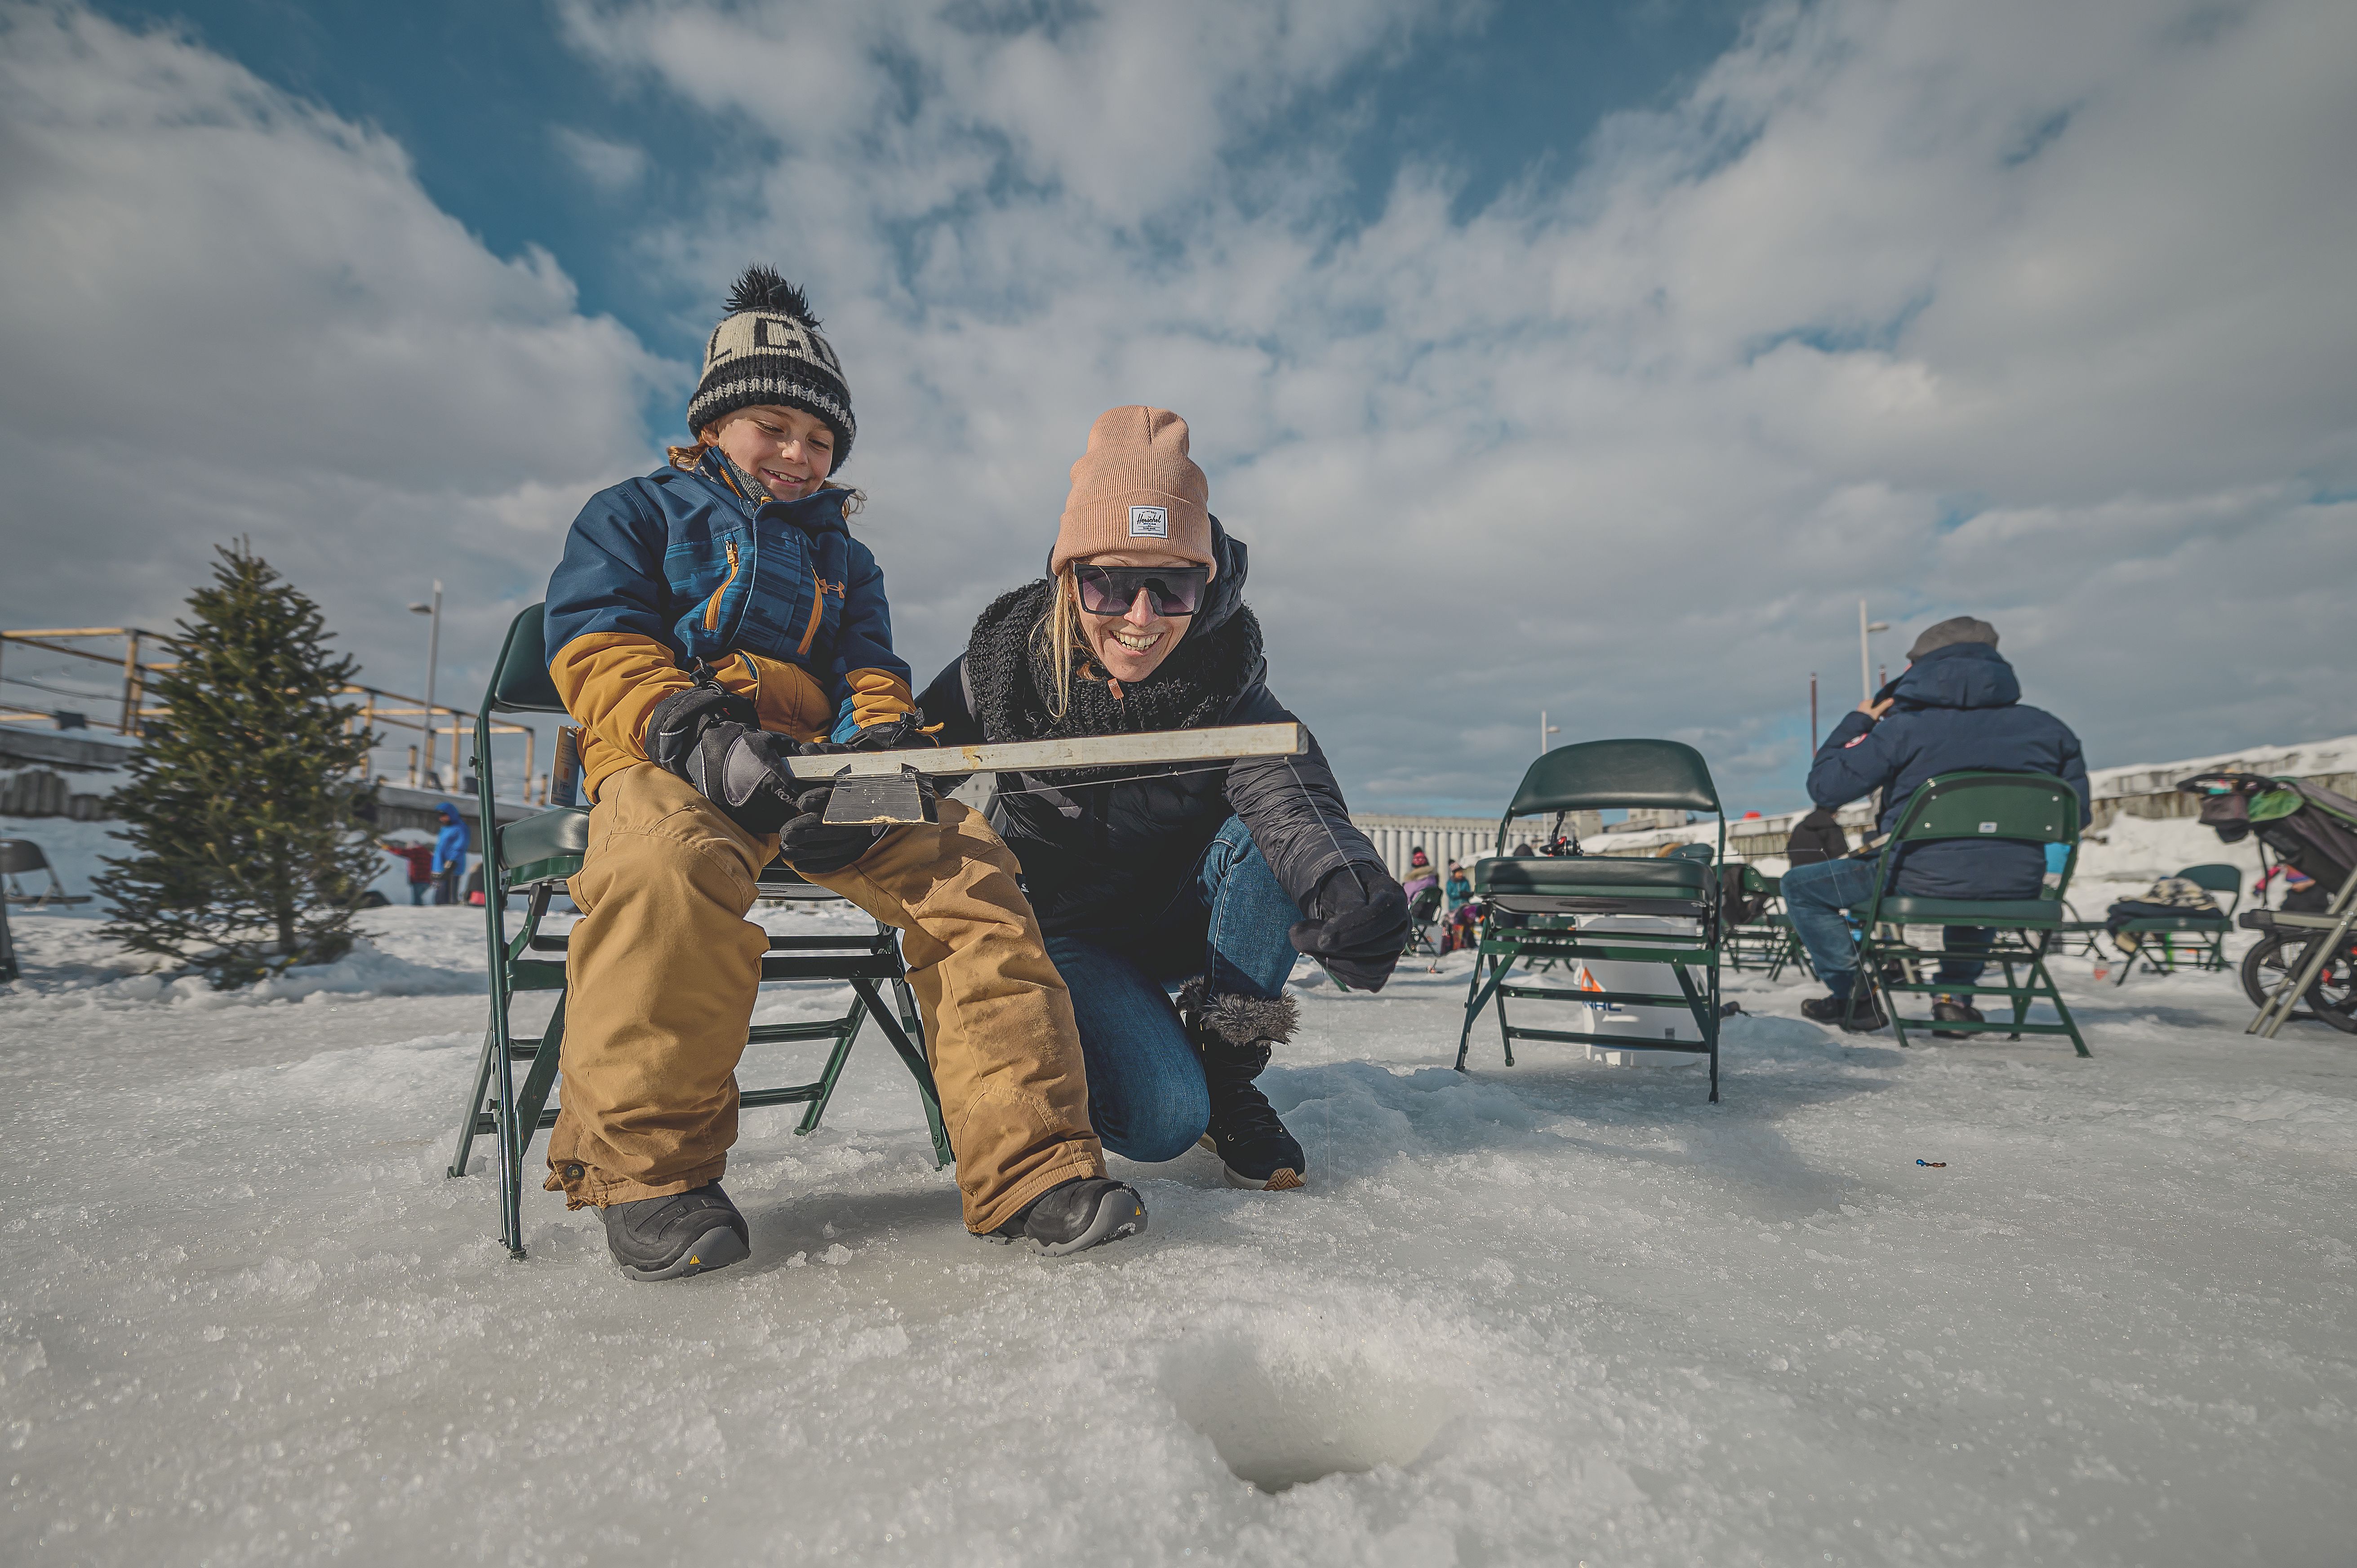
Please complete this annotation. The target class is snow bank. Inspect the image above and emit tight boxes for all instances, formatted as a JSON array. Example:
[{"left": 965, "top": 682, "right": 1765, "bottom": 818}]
[
  {"left": 0, "top": 906, "right": 2350, "bottom": 1564},
  {"left": 1, "top": 811, "right": 449, "bottom": 916}
]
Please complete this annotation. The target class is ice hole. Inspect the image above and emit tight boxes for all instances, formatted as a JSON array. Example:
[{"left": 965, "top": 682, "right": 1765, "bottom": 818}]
[{"left": 1161, "top": 1332, "right": 1463, "bottom": 1493}]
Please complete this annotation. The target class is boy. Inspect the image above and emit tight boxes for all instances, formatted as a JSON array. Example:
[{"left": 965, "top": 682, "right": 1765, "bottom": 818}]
[{"left": 542, "top": 267, "right": 1138, "bottom": 1279}]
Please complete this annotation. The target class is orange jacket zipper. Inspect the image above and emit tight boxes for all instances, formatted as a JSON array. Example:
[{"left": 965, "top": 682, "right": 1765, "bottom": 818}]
[{"left": 703, "top": 540, "right": 739, "bottom": 632}]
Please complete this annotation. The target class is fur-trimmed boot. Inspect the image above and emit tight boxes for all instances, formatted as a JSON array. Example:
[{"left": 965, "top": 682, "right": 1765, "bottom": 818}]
[{"left": 1178, "top": 979, "right": 1307, "bottom": 1191}]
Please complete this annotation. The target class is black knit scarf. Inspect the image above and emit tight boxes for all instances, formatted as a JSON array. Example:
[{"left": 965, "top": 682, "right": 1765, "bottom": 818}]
[{"left": 964, "top": 579, "right": 1263, "bottom": 782}]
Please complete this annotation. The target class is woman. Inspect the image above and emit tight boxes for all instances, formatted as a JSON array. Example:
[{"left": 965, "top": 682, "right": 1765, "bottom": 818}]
[{"left": 917, "top": 407, "right": 1410, "bottom": 1191}]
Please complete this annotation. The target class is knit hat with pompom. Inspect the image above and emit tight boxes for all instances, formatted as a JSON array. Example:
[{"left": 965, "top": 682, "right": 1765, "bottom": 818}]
[{"left": 687, "top": 266, "right": 856, "bottom": 469}]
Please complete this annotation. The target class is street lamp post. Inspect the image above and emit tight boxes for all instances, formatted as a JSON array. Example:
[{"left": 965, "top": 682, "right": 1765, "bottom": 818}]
[
  {"left": 409, "top": 582, "right": 443, "bottom": 787},
  {"left": 1540, "top": 710, "right": 1561, "bottom": 755},
  {"left": 1858, "top": 600, "right": 1890, "bottom": 703}
]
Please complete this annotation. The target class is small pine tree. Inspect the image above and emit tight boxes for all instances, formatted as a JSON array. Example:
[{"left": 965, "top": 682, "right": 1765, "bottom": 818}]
[{"left": 98, "top": 544, "right": 382, "bottom": 986}]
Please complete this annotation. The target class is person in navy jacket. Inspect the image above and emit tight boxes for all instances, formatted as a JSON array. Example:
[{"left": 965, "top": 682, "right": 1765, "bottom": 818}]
[{"left": 1785, "top": 617, "right": 2088, "bottom": 1031}]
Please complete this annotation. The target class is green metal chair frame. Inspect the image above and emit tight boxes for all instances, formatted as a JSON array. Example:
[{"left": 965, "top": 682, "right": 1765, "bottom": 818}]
[
  {"left": 1455, "top": 739, "right": 1727, "bottom": 1101},
  {"left": 2107, "top": 863, "right": 2241, "bottom": 984},
  {"left": 447, "top": 605, "right": 951, "bottom": 1261},
  {"left": 1850, "top": 771, "right": 2089, "bottom": 1055},
  {"left": 1720, "top": 865, "right": 1808, "bottom": 977}
]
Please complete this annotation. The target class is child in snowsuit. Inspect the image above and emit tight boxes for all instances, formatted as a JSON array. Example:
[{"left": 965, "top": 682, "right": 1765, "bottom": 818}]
[
  {"left": 542, "top": 267, "right": 1138, "bottom": 1279},
  {"left": 381, "top": 839, "right": 435, "bottom": 905}
]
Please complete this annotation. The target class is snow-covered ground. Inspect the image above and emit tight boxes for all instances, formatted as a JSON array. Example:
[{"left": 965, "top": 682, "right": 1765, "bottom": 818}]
[{"left": 4, "top": 880, "right": 2353, "bottom": 1567}]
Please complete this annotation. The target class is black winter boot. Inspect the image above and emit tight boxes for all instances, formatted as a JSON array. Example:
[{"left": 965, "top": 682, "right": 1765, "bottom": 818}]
[
  {"left": 1179, "top": 980, "right": 1307, "bottom": 1191},
  {"left": 1931, "top": 996, "right": 1985, "bottom": 1039},
  {"left": 599, "top": 1182, "right": 750, "bottom": 1281},
  {"left": 1800, "top": 989, "right": 1888, "bottom": 1033},
  {"left": 985, "top": 1177, "right": 1147, "bottom": 1256}
]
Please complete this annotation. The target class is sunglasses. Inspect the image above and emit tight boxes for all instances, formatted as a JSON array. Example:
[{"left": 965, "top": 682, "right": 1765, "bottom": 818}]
[{"left": 1072, "top": 563, "right": 1209, "bottom": 617}]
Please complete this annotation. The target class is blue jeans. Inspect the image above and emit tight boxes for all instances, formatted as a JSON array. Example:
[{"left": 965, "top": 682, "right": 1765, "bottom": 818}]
[
  {"left": 1780, "top": 857, "right": 1991, "bottom": 993},
  {"left": 1042, "top": 816, "right": 1303, "bottom": 1163},
  {"left": 409, "top": 880, "right": 430, "bottom": 906}
]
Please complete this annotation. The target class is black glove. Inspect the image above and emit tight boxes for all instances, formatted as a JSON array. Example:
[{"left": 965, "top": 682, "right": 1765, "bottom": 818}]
[
  {"left": 1289, "top": 863, "right": 1412, "bottom": 992},
  {"left": 777, "top": 783, "right": 887, "bottom": 874},
  {"left": 645, "top": 682, "right": 757, "bottom": 774},
  {"left": 840, "top": 710, "right": 936, "bottom": 752},
  {"left": 645, "top": 683, "right": 809, "bottom": 836}
]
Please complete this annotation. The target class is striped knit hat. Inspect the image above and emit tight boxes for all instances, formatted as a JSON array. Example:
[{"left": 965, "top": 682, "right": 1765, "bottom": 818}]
[{"left": 687, "top": 267, "right": 856, "bottom": 469}]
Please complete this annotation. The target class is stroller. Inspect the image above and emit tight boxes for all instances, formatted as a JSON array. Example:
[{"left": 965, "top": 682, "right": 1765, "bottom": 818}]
[{"left": 2179, "top": 772, "right": 2357, "bottom": 1033}]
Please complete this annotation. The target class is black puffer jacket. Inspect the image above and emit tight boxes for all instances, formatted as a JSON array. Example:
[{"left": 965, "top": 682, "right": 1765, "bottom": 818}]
[{"left": 916, "top": 521, "right": 1384, "bottom": 941}]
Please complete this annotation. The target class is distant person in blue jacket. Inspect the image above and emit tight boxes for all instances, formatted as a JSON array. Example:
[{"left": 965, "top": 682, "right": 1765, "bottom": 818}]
[
  {"left": 432, "top": 802, "right": 469, "bottom": 906},
  {"left": 1784, "top": 617, "right": 2088, "bottom": 1033}
]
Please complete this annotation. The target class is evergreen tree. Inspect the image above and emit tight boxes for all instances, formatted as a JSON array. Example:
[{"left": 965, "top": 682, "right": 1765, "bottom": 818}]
[{"left": 98, "top": 544, "right": 381, "bottom": 986}]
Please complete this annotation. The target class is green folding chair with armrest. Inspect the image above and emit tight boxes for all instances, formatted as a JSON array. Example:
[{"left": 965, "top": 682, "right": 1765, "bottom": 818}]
[
  {"left": 1849, "top": 771, "right": 2089, "bottom": 1055},
  {"left": 1455, "top": 739, "right": 1727, "bottom": 1101},
  {"left": 446, "top": 604, "right": 950, "bottom": 1261},
  {"left": 2108, "top": 862, "right": 2240, "bottom": 983}
]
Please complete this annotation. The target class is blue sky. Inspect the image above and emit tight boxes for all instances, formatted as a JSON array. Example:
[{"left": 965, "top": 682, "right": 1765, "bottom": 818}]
[{"left": 5, "top": 0, "right": 2354, "bottom": 815}]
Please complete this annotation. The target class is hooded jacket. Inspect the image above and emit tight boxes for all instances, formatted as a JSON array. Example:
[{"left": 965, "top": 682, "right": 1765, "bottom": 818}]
[
  {"left": 543, "top": 451, "right": 914, "bottom": 801},
  {"left": 1783, "top": 807, "right": 1848, "bottom": 867},
  {"left": 916, "top": 520, "right": 1385, "bottom": 941},
  {"left": 1807, "top": 642, "right": 2088, "bottom": 898},
  {"left": 433, "top": 803, "right": 471, "bottom": 874}
]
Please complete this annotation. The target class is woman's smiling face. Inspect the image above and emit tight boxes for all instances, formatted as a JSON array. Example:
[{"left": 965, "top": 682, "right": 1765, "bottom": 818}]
[
  {"left": 706, "top": 404, "right": 834, "bottom": 501},
  {"left": 1076, "top": 549, "right": 1197, "bottom": 685}
]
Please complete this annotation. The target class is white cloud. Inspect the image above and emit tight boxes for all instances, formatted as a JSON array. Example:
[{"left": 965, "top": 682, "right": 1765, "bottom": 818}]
[
  {"left": 551, "top": 124, "right": 649, "bottom": 192},
  {"left": 562, "top": 0, "right": 2357, "bottom": 809},
  {"left": 0, "top": 2, "right": 661, "bottom": 741}
]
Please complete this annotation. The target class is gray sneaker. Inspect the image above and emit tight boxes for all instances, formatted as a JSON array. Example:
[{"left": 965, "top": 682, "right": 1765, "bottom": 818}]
[{"left": 599, "top": 1182, "right": 751, "bottom": 1281}]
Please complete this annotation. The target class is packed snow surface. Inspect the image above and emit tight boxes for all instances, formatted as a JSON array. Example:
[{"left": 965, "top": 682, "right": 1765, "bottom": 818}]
[{"left": 3, "top": 892, "right": 2353, "bottom": 1565}]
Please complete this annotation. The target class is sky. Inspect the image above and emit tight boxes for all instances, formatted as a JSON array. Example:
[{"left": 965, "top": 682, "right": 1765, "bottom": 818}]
[{"left": 2, "top": 0, "right": 2353, "bottom": 816}]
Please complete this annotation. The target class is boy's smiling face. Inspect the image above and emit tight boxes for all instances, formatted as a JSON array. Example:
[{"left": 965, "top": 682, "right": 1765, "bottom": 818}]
[{"left": 706, "top": 404, "right": 835, "bottom": 501}]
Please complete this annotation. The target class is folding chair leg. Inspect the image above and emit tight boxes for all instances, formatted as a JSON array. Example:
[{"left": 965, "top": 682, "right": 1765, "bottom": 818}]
[
  {"left": 448, "top": 1026, "right": 499, "bottom": 1179},
  {"left": 791, "top": 1001, "right": 864, "bottom": 1139},
  {"left": 2032, "top": 939, "right": 2090, "bottom": 1057},
  {"left": 851, "top": 977, "right": 952, "bottom": 1167},
  {"left": 1494, "top": 970, "right": 1516, "bottom": 1067},
  {"left": 1457, "top": 949, "right": 1515, "bottom": 1071},
  {"left": 508, "top": 994, "right": 569, "bottom": 1169}
]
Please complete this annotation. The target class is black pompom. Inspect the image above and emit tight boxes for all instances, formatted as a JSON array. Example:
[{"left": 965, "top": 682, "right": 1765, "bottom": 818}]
[{"left": 725, "top": 265, "right": 819, "bottom": 326}]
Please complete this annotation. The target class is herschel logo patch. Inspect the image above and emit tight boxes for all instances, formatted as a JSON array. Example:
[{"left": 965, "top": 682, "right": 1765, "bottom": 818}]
[{"left": 1128, "top": 505, "right": 1169, "bottom": 538}]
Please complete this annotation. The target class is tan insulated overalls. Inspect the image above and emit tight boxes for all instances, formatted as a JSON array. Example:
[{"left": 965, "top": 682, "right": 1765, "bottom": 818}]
[{"left": 543, "top": 763, "right": 1103, "bottom": 1234}]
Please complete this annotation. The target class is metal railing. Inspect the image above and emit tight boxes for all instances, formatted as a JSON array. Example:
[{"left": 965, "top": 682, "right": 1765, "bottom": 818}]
[{"left": 0, "top": 627, "right": 548, "bottom": 801}]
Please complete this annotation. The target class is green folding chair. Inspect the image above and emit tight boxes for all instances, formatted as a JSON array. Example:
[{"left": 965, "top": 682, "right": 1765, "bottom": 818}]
[
  {"left": 1455, "top": 739, "right": 1727, "bottom": 1101},
  {"left": 447, "top": 604, "right": 951, "bottom": 1261},
  {"left": 1850, "top": 771, "right": 2089, "bottom": 1055},
  {"left": 2108, "top": 863, "right": 2240, "bottom": 983}
]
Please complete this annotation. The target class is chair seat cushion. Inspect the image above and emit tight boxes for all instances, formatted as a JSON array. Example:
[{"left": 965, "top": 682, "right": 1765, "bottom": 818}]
[
  {"left": 1876, "top": 894, "right": 2065, "bottom": 925},
  {"left": 499, "top": 807, "right": 590, "bottom": 871},
  {"left": 1476, "top": 855, "right": 1708, "bottom": 896}
]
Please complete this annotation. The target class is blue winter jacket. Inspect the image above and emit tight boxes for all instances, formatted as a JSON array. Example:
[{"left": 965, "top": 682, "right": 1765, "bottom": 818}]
[
  {"left": 543, "top": 450, "right": 914, "bottom": 800},
  {"left": 1806, "top": 643, "right": 2088, "bottom": 898},
  {"left": 433, "top": 804, "right": 470, "bottom": 874}
]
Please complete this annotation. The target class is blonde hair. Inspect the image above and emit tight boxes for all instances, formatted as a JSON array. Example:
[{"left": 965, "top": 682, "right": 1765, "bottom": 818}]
[
  {"left": 1030, "top": 568, "right": 1091, "bottom": 719},
  {"left": 667, "top": 433, "right": 864, "bottom": 517}
]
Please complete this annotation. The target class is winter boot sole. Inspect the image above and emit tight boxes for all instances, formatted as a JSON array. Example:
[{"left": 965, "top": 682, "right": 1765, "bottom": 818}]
[
  {"left": 980, "top": 1189, "right": 1148, "bottom": 1257},
  {"left": 616, "top": 1223, "right": 750, "bottom": 1283},
  {"left": 1201, "top": 1134, "right": 1307, "bottom": 1191}
]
